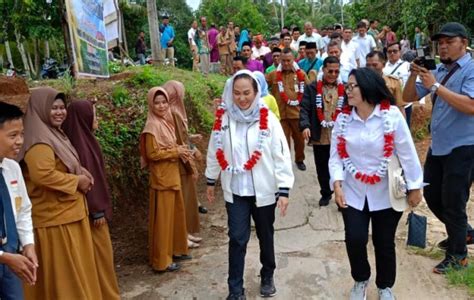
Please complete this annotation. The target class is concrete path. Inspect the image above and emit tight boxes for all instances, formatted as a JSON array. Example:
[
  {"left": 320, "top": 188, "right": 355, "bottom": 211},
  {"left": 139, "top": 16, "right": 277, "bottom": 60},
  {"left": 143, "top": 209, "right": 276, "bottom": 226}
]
[{"left": 119, "top": 146, "right": 472, "bottom": 300}]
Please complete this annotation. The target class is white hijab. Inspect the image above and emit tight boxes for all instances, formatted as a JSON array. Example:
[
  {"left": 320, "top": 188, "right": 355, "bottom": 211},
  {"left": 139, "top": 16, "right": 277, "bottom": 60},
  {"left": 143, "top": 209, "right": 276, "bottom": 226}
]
[{"left": 223, "top": 70, "right": 262, "bottom": 123}]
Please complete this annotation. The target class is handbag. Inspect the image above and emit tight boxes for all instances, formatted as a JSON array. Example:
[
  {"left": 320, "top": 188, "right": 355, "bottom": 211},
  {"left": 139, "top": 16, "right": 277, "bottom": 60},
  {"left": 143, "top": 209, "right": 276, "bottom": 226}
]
[
  {"left": 406, "top": 211, "right": 427, "bottom": 248},
  {"left": 388, "top": 154, "right": 408, "bottom": 212}
]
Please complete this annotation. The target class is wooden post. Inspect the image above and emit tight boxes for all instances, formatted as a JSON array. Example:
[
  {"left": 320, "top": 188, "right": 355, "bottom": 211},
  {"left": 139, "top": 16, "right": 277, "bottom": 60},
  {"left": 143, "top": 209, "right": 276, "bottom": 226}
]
[{"left": 147, "top": 0, "right": 162, "bottom": 65}]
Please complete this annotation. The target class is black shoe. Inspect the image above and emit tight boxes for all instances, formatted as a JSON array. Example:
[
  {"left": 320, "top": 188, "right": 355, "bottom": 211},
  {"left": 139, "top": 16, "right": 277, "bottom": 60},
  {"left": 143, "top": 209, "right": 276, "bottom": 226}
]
[
  {"left": 433, "top": 255, "right": 468, "bottom": 274},
  {"left": 437, "top": 238, "right": 449, "bottom": 251},
  {"left": 173, "top": 254, "right": 192, "bottom": 261},
  {"left": 296, "top": 162, "right": 306, "bottom": 171},
  {"left": 158, "top": 262, "right": 181, "bottom": 273},
  {"left": 260, "top": 277, "right": 277, "bottom": 297},
  {"left": 198, "top": 206, "right": 208, "bottom": 214},
  {"left": 319, "top": 196, "right": 331, "bottom": 207},
  {"left": 226, "top": 289, "right": 246, "bottom": 300}
]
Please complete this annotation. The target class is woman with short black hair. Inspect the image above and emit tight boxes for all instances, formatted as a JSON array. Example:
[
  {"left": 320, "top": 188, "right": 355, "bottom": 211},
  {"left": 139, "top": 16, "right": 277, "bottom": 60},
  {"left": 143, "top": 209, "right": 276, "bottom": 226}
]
[{"left": 329, "top": 68, "right": 423, "bottom": 300}]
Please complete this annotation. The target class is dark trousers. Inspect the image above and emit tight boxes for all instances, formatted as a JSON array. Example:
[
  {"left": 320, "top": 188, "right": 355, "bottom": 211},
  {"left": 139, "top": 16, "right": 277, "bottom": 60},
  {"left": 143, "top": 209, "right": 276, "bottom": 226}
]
[
  {"left": 226, "top": 195, "right": 276, "bottom": 295},
  {"left": 281, "top": 119, "right": 305, "bottom": 163},
  {"left": 424, "top": 145, "right": 474, "bottom": 257},
  {"left": 405, "top": 105, "right": 412, "bottom": 128},
  {"left": 342, "top": 202, "right": 403, "bottom": 289},
  {"left": 0, "top": 257, "right": 23, "bottom": 299},
  {"left": 313, "top": 144, "right": 332, "bottom": 198}
]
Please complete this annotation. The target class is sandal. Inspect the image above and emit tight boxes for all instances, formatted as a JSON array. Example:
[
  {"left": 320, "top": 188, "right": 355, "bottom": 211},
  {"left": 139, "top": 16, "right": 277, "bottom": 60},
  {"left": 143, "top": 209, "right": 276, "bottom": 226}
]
[
  {"left": 187, "top": 240, "right": 200, "bottom": 248},
  {"left": 188, "top": 234, "right": 203, "bottom": 243}
]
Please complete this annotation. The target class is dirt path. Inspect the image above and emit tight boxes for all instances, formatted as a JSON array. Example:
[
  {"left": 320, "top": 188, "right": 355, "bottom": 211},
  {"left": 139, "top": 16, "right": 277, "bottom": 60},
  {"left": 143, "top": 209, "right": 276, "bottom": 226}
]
[{"left": 117, "top": 145, "right": 473, "bottom": 299}]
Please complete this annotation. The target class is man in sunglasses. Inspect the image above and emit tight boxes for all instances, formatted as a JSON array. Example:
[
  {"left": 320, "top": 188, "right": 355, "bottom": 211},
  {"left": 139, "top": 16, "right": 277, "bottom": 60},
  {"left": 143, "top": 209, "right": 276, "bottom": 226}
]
[
  {"left": 300, "top": 56, "right": 341, "bottom": 206},
  {"left": 383, "top": 42, "right": 412, "bottom": 126}
]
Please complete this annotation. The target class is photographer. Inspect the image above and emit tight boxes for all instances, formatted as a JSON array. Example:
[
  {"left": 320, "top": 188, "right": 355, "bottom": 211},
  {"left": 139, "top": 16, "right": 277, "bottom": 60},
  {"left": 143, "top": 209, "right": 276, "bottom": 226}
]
[{"left": 403, "top": 22, "right": 474, "bottom": 274}]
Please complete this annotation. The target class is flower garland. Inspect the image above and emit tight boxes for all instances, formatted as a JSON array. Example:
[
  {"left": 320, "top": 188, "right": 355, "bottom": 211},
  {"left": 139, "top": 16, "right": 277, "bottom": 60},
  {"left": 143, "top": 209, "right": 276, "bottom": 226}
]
[
  {"left": 276, "top": 63, "right": 306, "bottom": 107},
  {"left": 315, "top": 79, "right": 345, "bottom": 128},
  {"left": 212, "top": 103, "right": 270, "bottom": 174},
  {"left": 337, "top": 100, "right": 394, "bottom": 185}
]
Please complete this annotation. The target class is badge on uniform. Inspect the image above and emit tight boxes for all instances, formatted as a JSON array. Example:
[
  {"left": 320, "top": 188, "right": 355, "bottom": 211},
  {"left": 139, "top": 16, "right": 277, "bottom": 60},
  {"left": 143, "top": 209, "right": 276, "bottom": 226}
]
[{"left": 10, "top": 180, "right": 22, "bottom": 213}]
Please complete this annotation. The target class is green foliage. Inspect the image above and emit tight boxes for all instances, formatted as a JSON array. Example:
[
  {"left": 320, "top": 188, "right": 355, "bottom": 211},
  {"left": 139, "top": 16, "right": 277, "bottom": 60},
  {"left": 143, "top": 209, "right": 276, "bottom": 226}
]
[
  {"left": 108, "top": 61, "right": 126, "bottom": 74},
  {"left": 446, "top": 264, "right": 474, "bottom": 295},
  {"left": 58, "top": 70, "right": 75, "bottom": 98},
  {"left": 111, "top": 85, "right": 131, "bottom": 107}
]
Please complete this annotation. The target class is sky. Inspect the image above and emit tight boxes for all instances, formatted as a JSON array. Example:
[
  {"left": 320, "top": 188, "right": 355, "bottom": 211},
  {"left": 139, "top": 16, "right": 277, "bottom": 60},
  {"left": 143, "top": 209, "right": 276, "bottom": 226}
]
[{"left": 186, "top": 0, "right": 200, "bottom": 11}]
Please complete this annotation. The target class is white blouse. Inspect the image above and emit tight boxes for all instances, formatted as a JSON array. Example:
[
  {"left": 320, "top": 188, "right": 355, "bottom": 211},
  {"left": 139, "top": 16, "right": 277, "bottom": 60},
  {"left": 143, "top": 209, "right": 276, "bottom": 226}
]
[
  {"left": 329, "top": 105, "right": 423, "bottom": 212},
  {"left": 230, "top": 122, "right": 255, "bottom": 197}
]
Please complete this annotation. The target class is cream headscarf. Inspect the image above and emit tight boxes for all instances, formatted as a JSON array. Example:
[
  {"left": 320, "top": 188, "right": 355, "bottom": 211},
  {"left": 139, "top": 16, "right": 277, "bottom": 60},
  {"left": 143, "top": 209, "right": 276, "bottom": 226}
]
[{"left": 162, "top": 80, "right": 188, "bottom": 129}]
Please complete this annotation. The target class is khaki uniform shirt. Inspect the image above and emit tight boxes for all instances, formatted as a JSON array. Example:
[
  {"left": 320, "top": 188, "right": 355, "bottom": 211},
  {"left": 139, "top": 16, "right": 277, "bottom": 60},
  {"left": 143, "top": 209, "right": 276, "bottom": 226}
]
[
  {"left": 266, "top": 70, "right": 310, "bottom": 120},
  {"left": 383, "top": 75, "right": 406, "bottom": 108},
  {"left": 313, "top": 84, "right": 338, "bottom": 146},
  {"left": 217, "top": 32, "right": 230, "bottom": 55}
]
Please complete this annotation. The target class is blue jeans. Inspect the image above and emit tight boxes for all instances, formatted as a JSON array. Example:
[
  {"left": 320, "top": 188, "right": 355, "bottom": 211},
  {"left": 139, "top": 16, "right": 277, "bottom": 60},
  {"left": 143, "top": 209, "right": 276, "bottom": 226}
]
[
  {"left": 226, "top": 195, "right": 276, "bottom": 295},
  {"left": 137, "top": 53, "right": 146, "bottom": 65},
  {"left": 0, "top": 263, "right": 23, "bottom": 300}
]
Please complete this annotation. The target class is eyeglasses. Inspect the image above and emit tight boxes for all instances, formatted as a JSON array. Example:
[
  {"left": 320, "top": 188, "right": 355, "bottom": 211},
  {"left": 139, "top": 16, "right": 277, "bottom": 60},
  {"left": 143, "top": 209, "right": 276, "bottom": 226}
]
[
  {"left": 387, "top": 49, "right": 399, "bottom": 54},
  {"left": 344, "top": 83, "right": 359, "bottom": 92},
  {"left": 327, "top": 69, "right": 340, "bottom": 74}
]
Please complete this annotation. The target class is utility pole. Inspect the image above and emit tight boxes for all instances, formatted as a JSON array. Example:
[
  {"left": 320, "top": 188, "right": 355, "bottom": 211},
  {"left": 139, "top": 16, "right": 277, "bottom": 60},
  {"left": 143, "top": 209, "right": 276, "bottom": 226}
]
[
  {"left": 341, "top": 0, "right": 344, "bottom": 25},
  {"left": 147, "top": 0, "right": 162, "bottom": 65},
  {"left": 280, "top": 0, "right": 284, "bottom": 30}
]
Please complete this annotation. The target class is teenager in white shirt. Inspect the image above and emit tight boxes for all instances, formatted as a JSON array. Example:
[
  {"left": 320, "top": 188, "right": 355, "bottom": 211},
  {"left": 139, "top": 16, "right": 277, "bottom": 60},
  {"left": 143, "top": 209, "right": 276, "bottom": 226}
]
[
  {"left": 329, "top": 68, "right": 423, "bottom": 300},
  {"left": 0, "top": 102, "right": 37, "bottom": 298},
  {"left": 206, "top": 70, "right": 294, "bottom": 300},
  {"left": 353, "top": 22, "right": 376, "bottom": 67}
]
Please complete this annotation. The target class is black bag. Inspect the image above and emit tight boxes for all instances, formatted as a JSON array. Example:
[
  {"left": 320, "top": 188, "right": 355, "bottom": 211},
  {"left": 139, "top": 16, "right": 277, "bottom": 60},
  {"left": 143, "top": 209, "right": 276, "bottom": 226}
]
[{"left": 406, "top": 211, "right": 427, "bottom": 248}]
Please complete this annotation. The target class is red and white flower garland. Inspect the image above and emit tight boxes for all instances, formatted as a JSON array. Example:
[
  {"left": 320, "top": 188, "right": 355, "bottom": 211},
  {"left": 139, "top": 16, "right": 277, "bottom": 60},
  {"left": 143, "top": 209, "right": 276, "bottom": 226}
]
[
  {"left": 336, "top": 100, "right": 394, "bottom": 185},
  {"left": 212, "top": 103, "right": 270, "bottom": 174},
  {"left": 276, "top": 63, "right": 306, "bottom": 107},
  {"left": 315, "top": 79, "right": 345, "bottom": 128}
]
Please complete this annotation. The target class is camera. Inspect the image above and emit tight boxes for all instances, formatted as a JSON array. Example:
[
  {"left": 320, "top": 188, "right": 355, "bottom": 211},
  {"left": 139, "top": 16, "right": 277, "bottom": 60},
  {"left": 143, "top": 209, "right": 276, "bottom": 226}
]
[{"left": 414, "top": 46, "right": 437, "bottom": 70}]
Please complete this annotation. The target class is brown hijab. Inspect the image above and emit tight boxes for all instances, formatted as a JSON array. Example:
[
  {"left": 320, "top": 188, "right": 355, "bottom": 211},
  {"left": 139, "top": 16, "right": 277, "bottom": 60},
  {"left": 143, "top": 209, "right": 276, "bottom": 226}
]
[
  {"left": 139, "top": 87, "right": 178, "bottom": 168},
  {"left": 162, "top": 80, "right": 188, "bottom": 129},
  {"left": 62, "top": 100, "right": 112, "bottom": 220},
  {"left": 18, "top": 87, "right": 82, "bottom": 175}
]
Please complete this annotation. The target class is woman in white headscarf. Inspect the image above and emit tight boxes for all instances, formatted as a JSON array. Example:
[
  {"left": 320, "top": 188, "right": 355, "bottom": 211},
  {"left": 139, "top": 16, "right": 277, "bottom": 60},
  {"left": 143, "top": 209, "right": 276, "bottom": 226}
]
[{"left": 205, "top": 70, "right": 294, "bottom": 300}]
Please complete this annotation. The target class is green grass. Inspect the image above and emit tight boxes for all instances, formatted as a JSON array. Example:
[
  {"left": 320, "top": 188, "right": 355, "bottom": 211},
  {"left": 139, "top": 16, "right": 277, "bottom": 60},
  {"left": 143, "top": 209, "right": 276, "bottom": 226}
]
[
  {"left": 407, "top": 245, "right": 445, "bottom": 260},
  {"left": 446, "top": 264, "right": 474, "bottom": 295}
]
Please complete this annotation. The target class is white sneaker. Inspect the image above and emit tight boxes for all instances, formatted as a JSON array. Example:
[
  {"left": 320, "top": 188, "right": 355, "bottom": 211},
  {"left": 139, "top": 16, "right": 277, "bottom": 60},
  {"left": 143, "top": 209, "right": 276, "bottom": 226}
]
[
  {"left": 378, "top": 287, "right": 395, "bottom": 300},
  {"left": 349, "top": 280, "right": 368, "bottom": 300}
]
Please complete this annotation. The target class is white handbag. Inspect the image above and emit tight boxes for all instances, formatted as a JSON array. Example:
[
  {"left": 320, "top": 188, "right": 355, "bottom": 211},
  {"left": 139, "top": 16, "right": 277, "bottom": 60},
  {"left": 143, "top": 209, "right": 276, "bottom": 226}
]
[{"left": 388, "top": 154, "right": 408, "bottom": 212}]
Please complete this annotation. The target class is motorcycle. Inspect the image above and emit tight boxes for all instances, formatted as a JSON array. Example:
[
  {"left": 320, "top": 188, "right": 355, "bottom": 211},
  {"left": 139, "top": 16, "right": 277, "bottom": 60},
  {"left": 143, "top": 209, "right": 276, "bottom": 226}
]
[{"left": 40, "top": 58, "right": 60, "bottom": 79}]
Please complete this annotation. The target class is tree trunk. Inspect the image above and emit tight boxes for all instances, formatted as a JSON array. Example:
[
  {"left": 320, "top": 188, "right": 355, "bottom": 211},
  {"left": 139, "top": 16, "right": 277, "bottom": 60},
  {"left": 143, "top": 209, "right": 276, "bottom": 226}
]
[
  {"left": 44, "top": 40, "right": 50, "bottom": 58},
  {"left": 26, "top": 41, "right": 37, "bottom": 78},
  {"left": 147, "top": 0, "right": 162, "bottom": 64},
  {"left": 15, "top": 30, "right": 31, "bottom": 78},
  {"left": 280, "top": 0, "right": 284, "bottom": 30},
  {"left": 34, "top": 39, "right": 41, "bottom": 76},
  {"left": 4, "top": 41, "right": 14, "bottom": 68},
  {"left": 58, "top": 0, "right": 75, "bottom": 76}
]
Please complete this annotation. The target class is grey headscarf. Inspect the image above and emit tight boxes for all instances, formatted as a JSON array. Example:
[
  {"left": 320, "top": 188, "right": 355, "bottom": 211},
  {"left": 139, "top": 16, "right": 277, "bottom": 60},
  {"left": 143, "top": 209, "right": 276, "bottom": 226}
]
[{"left": 223, "top": 70, "right": 262, "bottom": 123}]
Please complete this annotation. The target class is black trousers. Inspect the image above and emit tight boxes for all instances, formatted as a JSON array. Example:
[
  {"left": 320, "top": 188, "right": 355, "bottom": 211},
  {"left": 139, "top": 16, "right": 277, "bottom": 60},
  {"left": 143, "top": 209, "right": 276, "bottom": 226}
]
[
  {"left": 342, "top": 202, "right": 403, "bottom": 289},
  {"left": 226, "top": 195, "right": 276, "bottom": 295},
  {"left": 313, "top": 145, "right": 333, "bottom": 198},
  {"left": 424, "top": 145, "right": 474, "bottom": 257}
]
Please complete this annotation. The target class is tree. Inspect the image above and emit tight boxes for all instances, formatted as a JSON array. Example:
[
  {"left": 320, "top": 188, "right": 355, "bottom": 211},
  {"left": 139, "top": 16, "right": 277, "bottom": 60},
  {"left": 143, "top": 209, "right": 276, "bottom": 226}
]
[{"left": 147, "top": 0, "right": 162, "bottom": 64}]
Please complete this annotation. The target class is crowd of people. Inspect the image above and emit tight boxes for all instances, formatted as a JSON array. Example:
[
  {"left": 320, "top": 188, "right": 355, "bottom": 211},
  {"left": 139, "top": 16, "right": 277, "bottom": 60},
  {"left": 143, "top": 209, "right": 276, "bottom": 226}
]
[{"left": 0, "top": 18, "right": 472, "bottom": 300}]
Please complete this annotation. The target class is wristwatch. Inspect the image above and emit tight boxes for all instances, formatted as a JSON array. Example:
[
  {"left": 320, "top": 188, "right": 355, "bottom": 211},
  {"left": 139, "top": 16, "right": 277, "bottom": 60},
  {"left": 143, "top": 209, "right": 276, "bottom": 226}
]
[{"left": 430, "top": 82, "right": 441, "bottom": 93}]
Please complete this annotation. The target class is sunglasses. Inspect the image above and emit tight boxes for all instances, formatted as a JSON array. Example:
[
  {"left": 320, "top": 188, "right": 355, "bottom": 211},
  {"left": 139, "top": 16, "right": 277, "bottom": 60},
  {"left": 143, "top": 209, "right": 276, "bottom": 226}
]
[{"left": 387, "top": 49, "right": 399, "bottom": 54}]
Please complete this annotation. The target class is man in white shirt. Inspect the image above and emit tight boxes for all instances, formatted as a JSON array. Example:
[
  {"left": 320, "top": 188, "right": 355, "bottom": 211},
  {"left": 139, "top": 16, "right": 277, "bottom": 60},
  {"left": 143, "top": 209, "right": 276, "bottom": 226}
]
[
  {"left": 297, "top": 22, "right": 325, "bottom": 55},
  {"left": 353, "top": 21, "right": 376, "bottom": 67},
  {"left": 251, "top": 36, "right": 271, "bottom": 61},
  {"left": 341, "top": 27, "right": 360, "bottom": 67},
  {"left": 290, "top": 27, "right": 301, "bottom": 52},
  {"left": 326, "top": 41, "right": 355, "bottom": 83},
  {"left": 188, "top": 20, "right": 199, "bottom": 72},
  {"left": 383, "top": 42, "right": 412, "bottom": 126},
  {"left": 0, "top": 101, "right": 38, "bottom": 298}
]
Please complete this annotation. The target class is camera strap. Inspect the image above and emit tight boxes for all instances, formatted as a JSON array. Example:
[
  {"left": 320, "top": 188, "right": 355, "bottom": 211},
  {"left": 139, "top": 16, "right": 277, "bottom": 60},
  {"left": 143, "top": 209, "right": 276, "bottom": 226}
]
[
  {"left": 390, "top": 62, "right": 404, "bottom": 75},
  {"left": 431, "top": 63, "right": 460, "bottom": 107}
]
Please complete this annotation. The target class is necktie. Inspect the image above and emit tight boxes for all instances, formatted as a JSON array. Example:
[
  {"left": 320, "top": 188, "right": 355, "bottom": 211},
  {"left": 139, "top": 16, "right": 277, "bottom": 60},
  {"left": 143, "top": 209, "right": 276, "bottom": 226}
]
[{"left": 0, "top": 167, "right": 19, "bottom": 252}]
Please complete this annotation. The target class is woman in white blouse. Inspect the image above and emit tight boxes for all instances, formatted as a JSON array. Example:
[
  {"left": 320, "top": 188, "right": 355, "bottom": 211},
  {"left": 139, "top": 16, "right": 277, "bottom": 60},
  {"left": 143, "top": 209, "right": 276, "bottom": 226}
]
[
  {"left": 329, "top": 68, "right": 423, "bottom": 300},
  {"left": 206, "top": 70, "right": 294, "bottom": 300}
]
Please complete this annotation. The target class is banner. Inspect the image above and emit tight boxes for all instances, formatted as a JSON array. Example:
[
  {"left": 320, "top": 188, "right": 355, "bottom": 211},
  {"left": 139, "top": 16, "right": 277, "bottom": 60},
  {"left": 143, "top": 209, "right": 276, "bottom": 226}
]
[{"left": 65, "top": 0, "right": 109, "bottom": 78}]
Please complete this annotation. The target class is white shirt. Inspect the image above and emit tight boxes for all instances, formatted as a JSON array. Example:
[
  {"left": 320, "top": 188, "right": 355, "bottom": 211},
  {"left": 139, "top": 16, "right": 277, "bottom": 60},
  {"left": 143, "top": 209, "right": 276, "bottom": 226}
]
[
  {"left": 341, "top": 40, "right": 360, "bottom": 61},
  {"left": 297, "top": 33, "right": 325, "bottom": 52},
  {"left": 322, "top": 35, "right": 330, "bottom": 51},
  {"left": 316, "top": 52, "right": 355, "bottom": 83},
  {"left": 329, "top": 105, "right": 423, "bottom": 212},
  {"left": 383, "top": 59, "right": 411, "bottom": 87},
  {"left": 384, "top": 59, "right": 412, "bottom": 107},
  {"left": 290, "top": 40, "right": 299, "bottom": 52},
  {"left": 187, "top": 28, "right": 196, "bottom": 46},
  {"left": 230, "top": 122, "right": 255, "bottom": 197},
  {"left": 353, "top": 34, "right": 376, "bottom": 67},
  {"left": 252, "top": 46, "right": 271, "bottom": 60},
  {"left": 0, "top": 158, "right": 34, "bottom": 246}
]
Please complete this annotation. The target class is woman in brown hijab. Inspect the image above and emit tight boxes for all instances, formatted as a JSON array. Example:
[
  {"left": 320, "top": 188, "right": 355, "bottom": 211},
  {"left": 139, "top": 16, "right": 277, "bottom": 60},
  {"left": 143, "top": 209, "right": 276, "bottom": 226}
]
[
  {"left": 139, "top": 87, "right": 190, "bottom": 272},
  {"left": 18, "top": 87, "right": 102, "bottom": 299},
  {"left": 62, "top": 100, "right": 120, "bottom": 299},
  {"left": 163, "top": 80, "right": 202, "bottom": 247}
]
